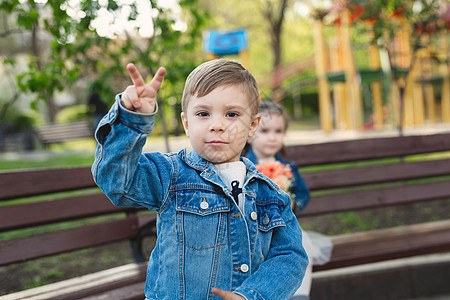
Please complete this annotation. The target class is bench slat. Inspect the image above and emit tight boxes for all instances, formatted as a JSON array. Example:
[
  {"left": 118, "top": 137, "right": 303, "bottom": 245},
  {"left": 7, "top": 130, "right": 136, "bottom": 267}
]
[
  {"left": 1, "top": 263, "right": 147, "bottom": 300},
  {"left": 78, "top": 282, "right": 145, "bottom": 300},
  {"left": 301, "top": 180, "right": 450, "bottom": 216},
  {"left": 40, "top": 134, "right": 93, "bottom": 143},
  {"left": 38, "top": 127, "right": 90, "bottom": 135},
  {"left": 315, "top": 220, "right": 450, "bottom": 271},
  {"left": 0, "top": 167, "right": 94, "bottom": 200},
  {"left": 0, "top": 194, "right": 130, "bottom": 232},
  {"left": 37, "top": 121, "right": 90, "bottom": 130},
  {"left": 302, "top": 158, "right": 450, "bottom": 190},
  {"left": 37, "top": 122, "right": 92, "bottom": 143},
  {"left": 285, "top": 133, "right": 450, "bottom": 166},
  {"left": 0, "top": 218, "right": 139, "bottom": 266}
]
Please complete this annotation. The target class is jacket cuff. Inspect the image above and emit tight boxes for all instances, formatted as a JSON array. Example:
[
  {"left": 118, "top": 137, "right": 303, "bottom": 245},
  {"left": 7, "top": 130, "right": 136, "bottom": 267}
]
[
  {"left": 94, "top": 93, "right": 158, "bottom": 144},
  {"left": 116, "top": 93, "right": 158, "bottom": 133},
  {"left": 234, "top": 287, "right": 264, "bottom": 300}
]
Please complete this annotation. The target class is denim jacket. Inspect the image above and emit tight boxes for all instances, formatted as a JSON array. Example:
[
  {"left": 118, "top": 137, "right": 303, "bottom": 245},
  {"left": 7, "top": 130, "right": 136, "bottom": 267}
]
[
  {"left": 92, "top": 96, "right": 308, "bottom": 300},
  {"left": 245, "top": 148, "right": 310, "bottom": 212}
]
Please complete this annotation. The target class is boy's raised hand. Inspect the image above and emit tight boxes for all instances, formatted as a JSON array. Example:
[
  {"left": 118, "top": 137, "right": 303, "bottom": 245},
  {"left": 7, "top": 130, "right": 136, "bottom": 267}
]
[{"left": 121, "top": 63, "right": 166, "bottom": 114}]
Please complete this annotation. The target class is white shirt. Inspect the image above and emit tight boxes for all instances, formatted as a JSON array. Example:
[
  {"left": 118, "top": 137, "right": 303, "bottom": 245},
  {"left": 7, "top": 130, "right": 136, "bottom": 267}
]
[{"left": 215, "top": 161, "right": 246, "bottom": 212}]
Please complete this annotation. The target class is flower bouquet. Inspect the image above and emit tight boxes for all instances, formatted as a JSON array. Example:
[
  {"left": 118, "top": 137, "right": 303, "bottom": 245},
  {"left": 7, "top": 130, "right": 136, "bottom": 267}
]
[{"left": 255, "top": 161, "right": 294, "bottom": 193}]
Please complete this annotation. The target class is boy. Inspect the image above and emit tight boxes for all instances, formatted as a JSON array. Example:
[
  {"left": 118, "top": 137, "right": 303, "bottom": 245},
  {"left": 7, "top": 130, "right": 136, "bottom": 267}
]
[{"left": 92, "top": 59, "right": 308, "bottom": 299}]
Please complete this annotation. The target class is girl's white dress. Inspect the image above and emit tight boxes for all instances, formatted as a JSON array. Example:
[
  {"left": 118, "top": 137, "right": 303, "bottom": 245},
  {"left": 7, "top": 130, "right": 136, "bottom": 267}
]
[{"left": 292, "top": 228, "right": 333, "bottom": 298}]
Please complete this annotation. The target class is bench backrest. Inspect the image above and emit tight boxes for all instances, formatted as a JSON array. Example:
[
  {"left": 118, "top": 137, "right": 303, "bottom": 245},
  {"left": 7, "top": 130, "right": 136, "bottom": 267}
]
[
  {"left": 284, "top": 133, "right": 450, "bottom": 217},
  {"left": 284, "top": 133, "right": 450, "bottom": 270},
  {"left": 36, "top": 121, "right": 92, "bottom": 145},
  {"left": 0, "top": 167, "right": 154, "bottom": 266},
  {"left": 1, "top": 133, "right": 449, "bottom": 268}
]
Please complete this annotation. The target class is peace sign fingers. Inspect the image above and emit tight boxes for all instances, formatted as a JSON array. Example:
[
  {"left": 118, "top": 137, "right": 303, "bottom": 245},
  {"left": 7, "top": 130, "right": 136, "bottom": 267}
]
[
  {"left": 121, "top": 63, "right": 166, "bottom": 114},
  {"left": 148, "top": 67, "right": 166, "bottom": 92},
  {"left": 127, "top": 63, "right": 146, "bottom": 88}
]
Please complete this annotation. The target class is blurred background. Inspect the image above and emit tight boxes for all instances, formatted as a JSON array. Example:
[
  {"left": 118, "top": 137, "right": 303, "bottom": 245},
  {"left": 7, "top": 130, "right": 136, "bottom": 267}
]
[{"left": 0, "top": 0, "right": 448, "bottom": 157}]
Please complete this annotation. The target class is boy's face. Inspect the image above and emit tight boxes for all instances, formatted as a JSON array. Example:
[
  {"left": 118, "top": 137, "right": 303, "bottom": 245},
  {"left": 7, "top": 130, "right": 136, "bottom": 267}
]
[
  {"left": 249, "top": 112, "right": 285, "bottom": 160},
  {"left": 181, "top": 85, "right": 260, "bottom": 164}
]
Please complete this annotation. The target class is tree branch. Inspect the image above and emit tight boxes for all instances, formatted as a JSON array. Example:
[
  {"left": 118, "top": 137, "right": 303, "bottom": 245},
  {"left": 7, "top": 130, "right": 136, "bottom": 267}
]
[
  {"left": 0, "top": 71, "right": 21, "bottom": 121},
  {"left": 0, "top": 12, "right": 22, "bottom": 37}
]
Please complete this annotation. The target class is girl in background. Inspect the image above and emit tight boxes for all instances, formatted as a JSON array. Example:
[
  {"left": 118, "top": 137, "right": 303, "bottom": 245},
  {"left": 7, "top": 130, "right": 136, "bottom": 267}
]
[{"left": 244, "top": 101, "right": 333, "bottom": 300}]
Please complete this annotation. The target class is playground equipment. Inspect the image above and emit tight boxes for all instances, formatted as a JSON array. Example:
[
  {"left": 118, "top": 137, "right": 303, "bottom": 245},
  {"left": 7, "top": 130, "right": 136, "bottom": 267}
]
[
  {"left": 203, "top": 29, "right": 251, "bottom": 69},
  {"left": 312, "top": 2, "right": 449, "bottom": 133}
]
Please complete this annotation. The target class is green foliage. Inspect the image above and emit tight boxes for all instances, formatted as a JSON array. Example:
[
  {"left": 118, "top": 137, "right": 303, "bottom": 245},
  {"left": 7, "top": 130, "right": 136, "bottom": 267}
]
[
  {"left": 55, "top": 105, "right": 88, "bottom": 123},
  {"left": 348, "top": 0, "right": 447, "bottom": 45},
  {"left": 0, "top": 0, "right": 210, "bottom": 121},
  {"left": 0, "top": 104, "right": 41, "bottom": 133}
]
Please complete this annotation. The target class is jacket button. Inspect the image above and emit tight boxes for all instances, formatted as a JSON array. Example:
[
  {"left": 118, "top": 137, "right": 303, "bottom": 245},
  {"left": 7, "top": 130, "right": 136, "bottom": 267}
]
[
  {"left": 262, "top": 214, "right": 270, "bottom": 225},
  {"left": 200, "top": 201, "right": 209, "bottom": 210},
  {"left": 240, "top": 264, "right": 249, "bottom": 273},
  {"left": 250, "top": 211, "right": 257, "bottom": 221}
]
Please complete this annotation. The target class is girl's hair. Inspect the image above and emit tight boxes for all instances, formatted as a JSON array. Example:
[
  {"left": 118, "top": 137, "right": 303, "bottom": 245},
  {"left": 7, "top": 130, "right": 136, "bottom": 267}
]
[
  {"left": 181, "top": 59, "right": 260, "bottom": 115},
  {"left": 259, "top": 100, "right": 289, "bottom": 130}
]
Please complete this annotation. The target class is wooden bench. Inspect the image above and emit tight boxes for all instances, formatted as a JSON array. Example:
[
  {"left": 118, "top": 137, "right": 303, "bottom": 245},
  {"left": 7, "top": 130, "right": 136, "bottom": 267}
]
[
  {"left": 0, "top": 167, "right": 156, "bottom": 300},
  {"left": 1, "top": 132, "right": 449, "bottom": 299},
  {"left": 36, "top": 121, "right": 93, "bottom": 147},
  {"left": 284, "top": 132, "right": 450, "bottom": 272}
]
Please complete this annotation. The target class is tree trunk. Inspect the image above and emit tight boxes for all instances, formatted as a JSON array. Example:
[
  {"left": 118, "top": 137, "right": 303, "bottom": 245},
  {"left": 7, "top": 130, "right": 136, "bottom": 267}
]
[
  {"left": 31, "top": 23, "right": 56, "bottom": 123},
  {"left": 261, "top": 0, "right": 289, "bottom": 100}
]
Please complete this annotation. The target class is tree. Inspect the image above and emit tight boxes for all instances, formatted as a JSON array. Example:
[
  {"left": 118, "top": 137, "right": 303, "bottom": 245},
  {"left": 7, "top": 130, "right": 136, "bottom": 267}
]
[
  {"left": 260, "top": 0, "right": 290, "bottom": 70},
  {"left": 259, "top": 0, "right": 291, "bottom": 98},
  {"left": 0, "top": 0, "right": 208, "bottom": 129},
  {"left": 197, "top": 0, "right": 294, "bottom": 98},
  {"left": 347, "top": 0, "right": 448, "bottom": 134}
]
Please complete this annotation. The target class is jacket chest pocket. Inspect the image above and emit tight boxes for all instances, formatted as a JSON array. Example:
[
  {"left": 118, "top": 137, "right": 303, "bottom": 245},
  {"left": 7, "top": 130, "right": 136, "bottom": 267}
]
[
  {"left": 175, "top": 189, "right": 230, "bottom": 251},
  {"left": 256, "top": 200, "right": 286, "bottom": 232}
]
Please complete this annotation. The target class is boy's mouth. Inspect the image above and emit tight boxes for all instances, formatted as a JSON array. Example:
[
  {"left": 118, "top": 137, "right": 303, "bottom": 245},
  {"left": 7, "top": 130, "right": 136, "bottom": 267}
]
[{"left": 206, "top": 140, "right": 228, "bottom": 145}]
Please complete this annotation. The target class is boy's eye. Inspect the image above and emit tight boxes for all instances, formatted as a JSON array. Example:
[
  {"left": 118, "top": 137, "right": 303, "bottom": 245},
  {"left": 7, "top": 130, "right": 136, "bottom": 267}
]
[
  {"left": 226, "top": 112, "right": 239, "bottom": 118},
  {"left": 196, "top": 111, "right": 209, "bottom": 117},
  {"left": 260, "top": 128, "right": 268, "bottom": 133}
]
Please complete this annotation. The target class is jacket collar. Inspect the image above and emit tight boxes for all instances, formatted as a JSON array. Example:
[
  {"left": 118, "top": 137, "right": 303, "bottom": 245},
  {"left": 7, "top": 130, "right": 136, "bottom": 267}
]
[
  {"left": 178, "top": 148, "right": 283, "bottom": 194},
  {"left": 178, "top": 148, "right": 257, "bottom": 174},
  {"left": 178, "top": 148, "right": 210, "bottom": 171}
]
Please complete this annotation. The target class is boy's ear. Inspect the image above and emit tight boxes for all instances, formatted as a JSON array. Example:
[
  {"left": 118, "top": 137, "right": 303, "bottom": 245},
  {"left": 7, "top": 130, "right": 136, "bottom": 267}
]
[
  {"left": 248, "top": 113, "right": 261, "bottom": 139},
  {"left": 181, "top": 112, "right": 189, "bottom": 137}
]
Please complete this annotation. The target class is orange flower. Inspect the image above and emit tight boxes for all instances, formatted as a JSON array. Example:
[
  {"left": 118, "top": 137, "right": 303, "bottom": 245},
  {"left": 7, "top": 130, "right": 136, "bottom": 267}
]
[{"left": 255, "top": 161, "right": 294, "bottom": 193}]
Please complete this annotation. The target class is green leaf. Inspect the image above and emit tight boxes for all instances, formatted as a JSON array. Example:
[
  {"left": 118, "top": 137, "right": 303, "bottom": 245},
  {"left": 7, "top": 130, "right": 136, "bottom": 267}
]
[
  {"left": 30, "top": 100, "right": 37, "bottom": 111},
  {"left": 107, "top": 0, "right": 119, "bottom": 11},
  {"left": 3, "top": 57, "right": 16, "bottom": 65}
]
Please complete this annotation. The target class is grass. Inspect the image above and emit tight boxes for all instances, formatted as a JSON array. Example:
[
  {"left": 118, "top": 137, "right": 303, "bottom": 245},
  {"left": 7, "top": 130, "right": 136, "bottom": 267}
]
[
  {"left": 0, "top": 152, "right": 94, "bottom": 171},
  {"left": 0, "top": 139, "right": 96, "bottom": 171}
]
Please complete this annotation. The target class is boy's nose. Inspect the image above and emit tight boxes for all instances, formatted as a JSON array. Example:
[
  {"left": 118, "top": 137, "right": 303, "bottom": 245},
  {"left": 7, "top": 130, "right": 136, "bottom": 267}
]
[{"left": 209, "top": 116, "right": 225, "bottom": 132}]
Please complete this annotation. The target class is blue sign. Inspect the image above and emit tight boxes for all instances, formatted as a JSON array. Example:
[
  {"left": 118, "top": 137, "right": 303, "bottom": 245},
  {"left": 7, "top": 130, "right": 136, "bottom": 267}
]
[{"left": 203, "top": 30, "right": 248, "bottom": 55}]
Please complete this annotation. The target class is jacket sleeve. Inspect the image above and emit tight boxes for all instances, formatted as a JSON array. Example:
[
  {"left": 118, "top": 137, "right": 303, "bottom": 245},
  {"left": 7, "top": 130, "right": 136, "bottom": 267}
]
[
  {"left": 234, "top": 202, "right": 309, "bottom": 300},
  {"left": 91, "top": 94, "right": 173, "bottom": 211},
  {"left": 290, "top": 164, "right": 310, "bottom": 212}
]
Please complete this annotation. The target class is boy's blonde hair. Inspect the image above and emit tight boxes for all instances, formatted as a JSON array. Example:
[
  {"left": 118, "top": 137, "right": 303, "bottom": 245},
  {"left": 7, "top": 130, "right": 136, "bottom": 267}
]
[{"left": 181, "top": 59, "right": 260, "bottom": 115}]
